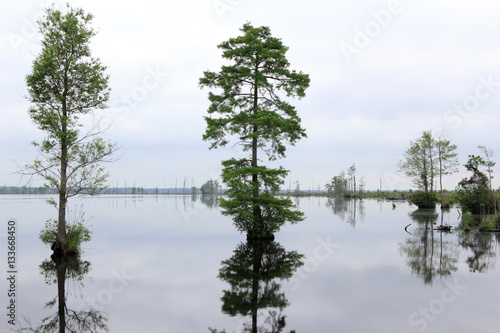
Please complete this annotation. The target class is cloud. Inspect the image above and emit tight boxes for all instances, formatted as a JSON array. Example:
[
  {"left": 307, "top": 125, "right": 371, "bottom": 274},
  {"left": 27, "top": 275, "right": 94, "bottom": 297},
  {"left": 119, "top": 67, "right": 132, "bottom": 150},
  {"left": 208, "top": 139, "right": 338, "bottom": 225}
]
[{"left": 2, "top": 0, "right": 500, "bottom": 189}]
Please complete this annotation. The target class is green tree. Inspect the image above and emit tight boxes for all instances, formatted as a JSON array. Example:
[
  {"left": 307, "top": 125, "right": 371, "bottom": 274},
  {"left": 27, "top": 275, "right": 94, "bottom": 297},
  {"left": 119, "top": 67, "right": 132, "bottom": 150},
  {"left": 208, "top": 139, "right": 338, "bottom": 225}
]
[
  {"left": 22, "top": 5, "right": 117, "bottom": 255},
  {"left": 435, "top": 131, "right": 459, "bottom": 207},
  {"left": 347, "top": 163, "right": 356, "bottom": 194},
  {"left": 478, "top": 145, "right": 495, "bottom": 190},
  {"left": 200, "top": 179, "right": 219, "bottom": 195},
  {"left": 399, "top": 131, "right": 439, "bottom": 208},
  {"left": 456, "top": 155, "right": 499, "bottom": 215},
  {"left": 200, "top": 23, "right": 310, "bottom": 237},
  {"left": 325, "top": 171, "right": 348, "bottom": 197}
]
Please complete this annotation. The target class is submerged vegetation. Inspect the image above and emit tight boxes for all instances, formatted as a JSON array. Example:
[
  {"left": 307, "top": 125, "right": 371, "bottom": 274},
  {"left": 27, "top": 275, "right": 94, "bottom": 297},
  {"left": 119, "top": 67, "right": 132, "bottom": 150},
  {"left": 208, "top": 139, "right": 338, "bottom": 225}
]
[{"left": 39, "top": 207, "right": 92, "bottom": 255}]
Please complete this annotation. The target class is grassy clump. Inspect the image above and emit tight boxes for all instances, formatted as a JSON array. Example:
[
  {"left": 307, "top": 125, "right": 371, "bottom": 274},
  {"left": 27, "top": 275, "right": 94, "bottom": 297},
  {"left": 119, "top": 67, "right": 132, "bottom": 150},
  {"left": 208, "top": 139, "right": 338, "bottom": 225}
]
[
  {"left": 461, "top": 212, "right": 476, "bottom": 231},
  {"left": 39, "top": 209, "right": 92, "bottom": 254},
  {"left": 479, "top": 214, "right": 500, "bottom": 231},
  {"left": 409, "top": 190, "right": 438, "bottom": 209}
]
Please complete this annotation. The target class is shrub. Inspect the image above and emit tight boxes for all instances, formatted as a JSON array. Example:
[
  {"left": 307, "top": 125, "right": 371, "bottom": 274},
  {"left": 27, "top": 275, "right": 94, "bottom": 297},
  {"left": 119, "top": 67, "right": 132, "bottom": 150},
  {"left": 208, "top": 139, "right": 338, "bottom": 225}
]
[
  {"left": 461, "top": 212, "right": 476, "bottom": 231},
  {"left": 39, "top": 210, "right": 92, "bottom": 254},
  {"left": 409, "top": 191, "right": 438, "bottom": 209},
  {"left": 441, "top": 197, "right": 453, "bottom": 209},
  {"left": 479, "top": 214, "right": 500, "bottom": 231}
]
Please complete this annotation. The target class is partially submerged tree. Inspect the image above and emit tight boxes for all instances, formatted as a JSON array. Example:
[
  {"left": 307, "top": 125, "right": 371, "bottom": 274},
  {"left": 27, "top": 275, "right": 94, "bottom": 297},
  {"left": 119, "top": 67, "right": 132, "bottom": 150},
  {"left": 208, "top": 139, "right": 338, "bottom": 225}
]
[
  {"left": 200, "top": 179, "right": 220, "bottom": 195},
  {"left": 435, "top": 131, "right": 459, "bottom": 208},
  {"left": 478, "top": 145, "right": 495, "bottom": 190},
  {"left": 22, "top": 5, "right": 117, "bottom": 255},
  {"left": 456, "top": 154, "right": 499, "bottom": 215},
  {"left": 399, "top": 130, "right": 458, "bottom": 208},
  {"left": 200, "top": 23, "right": 310, "bottom": 237}
]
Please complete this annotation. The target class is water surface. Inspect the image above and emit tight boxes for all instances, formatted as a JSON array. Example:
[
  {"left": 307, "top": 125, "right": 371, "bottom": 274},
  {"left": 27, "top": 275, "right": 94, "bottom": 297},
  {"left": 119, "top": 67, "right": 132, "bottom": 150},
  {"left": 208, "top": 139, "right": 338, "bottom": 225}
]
[{"left": 1, "top": 195, "right": 499, "bottom": 332}]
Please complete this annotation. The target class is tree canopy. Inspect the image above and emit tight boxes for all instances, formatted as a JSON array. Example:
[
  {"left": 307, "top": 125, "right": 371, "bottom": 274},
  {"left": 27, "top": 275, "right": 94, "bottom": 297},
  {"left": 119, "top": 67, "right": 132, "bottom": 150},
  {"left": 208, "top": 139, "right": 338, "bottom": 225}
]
[
  {"left": 398, "top": 130, "right": 458, "bottom": 208},
  {"left": 200, "top": 23, "right": 310, "bottom": 237},
  {"left": 23, "top": 5, "right": 117, "bottom": 254}
]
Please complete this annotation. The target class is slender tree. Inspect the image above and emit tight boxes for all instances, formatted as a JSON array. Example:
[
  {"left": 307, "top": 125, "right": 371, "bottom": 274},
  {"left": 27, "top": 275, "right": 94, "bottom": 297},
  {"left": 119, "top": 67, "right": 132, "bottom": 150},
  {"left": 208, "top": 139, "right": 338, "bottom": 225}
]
[
  {"left": 23, "top": 5, "right": 117, "bottom": 255},
  {"left": 200, "top": 23, "right": 310, "bottom": 237},
  {"left": 435, "top": 131, "right": 459, "bottom": 208},
  {"left": 398, "top": 130, "right": 438, "bottom": 207},
  {"left": 478, "top": 145, "right": 495, "bottom": 190},
  {"left": 348, "top": 163, "right": 356, "bottom": 194}
]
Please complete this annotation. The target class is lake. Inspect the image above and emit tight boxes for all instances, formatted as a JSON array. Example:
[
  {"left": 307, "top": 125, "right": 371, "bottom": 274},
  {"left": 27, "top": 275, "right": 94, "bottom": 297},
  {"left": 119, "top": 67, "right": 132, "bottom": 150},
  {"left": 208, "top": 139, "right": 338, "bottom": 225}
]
[{"left": 1, "top": 195, "right": 499, "bottom": 332}]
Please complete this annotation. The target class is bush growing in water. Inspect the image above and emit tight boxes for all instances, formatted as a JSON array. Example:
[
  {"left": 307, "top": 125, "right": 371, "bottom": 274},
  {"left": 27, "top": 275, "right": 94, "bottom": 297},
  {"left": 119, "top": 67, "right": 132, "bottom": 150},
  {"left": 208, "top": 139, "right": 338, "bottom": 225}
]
[
  {"left": 479, "top": 214, "right": 500, "bottom": 231},
  {"left": 409, "top": 190, "right": 438, "bottom": 208},
  {"left": 40, "top": 210, "right": 91, "bottom": 254},
  {"left": 461, "top": 212, "right": 476, "bottom": 231}
]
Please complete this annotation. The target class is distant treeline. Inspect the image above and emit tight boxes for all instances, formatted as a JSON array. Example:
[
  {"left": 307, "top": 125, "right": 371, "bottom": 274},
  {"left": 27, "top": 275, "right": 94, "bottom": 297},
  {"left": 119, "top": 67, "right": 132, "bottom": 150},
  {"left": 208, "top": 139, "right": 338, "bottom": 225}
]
[
  {"left": 1, "top": 186, "right": 414, "bottom": 198},
  {"left": 0, "top": 186, "right": 202, "bottom": 195},
  {"left": 0, "top": 186, "right": 56, "bottom": 194}
]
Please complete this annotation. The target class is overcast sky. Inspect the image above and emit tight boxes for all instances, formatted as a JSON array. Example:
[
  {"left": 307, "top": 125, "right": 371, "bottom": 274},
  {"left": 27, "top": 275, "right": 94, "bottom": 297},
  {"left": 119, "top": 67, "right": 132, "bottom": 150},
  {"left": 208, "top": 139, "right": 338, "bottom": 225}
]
[{"left": 2, "top": 0, "right": 500, "bottom": 191}]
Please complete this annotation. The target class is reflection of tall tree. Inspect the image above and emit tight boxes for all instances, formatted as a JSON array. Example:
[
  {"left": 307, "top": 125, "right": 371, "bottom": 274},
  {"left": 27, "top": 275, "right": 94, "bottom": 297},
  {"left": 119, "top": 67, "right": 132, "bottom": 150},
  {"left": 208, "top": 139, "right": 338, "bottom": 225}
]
[
  {"left": 458, "top": 231, "right": 497, "bottom": 273},
  {"left": 200, "top": 194, "right": 219, "bottom": 208},
  {"left": 399, "top": 209, "right": 459, "bottom": 284},
  {"left": 210, "top": 240, "right": 303, "bottom": 333},
  {"left": 16, "top": 255, "right": 108, "bottom": 332},
  {"left": 326, "top": 198, "right": 365, "bottom": 227}
]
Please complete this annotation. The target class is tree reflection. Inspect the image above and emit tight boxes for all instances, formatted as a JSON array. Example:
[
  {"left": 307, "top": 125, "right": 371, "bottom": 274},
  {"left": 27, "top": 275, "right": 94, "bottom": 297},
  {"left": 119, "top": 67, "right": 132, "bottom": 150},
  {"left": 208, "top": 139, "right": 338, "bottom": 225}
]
[
  {"left": 458, "top": 231, "right": 497, "bottom": 273},
  {"left": 326, "top": 197, "right": 365, "bottom": 227},
  {"left": 200, "top": 194, "right": 220, "bottom": 208},
  {"left": 15, "top": 255, "right": 108, "bottom": 332},
  {"left": 210, "top": 239, "right": 303, "bottom": 333},
  {"left": 399, "top": 209, "right": 459, "bottom": 284}
]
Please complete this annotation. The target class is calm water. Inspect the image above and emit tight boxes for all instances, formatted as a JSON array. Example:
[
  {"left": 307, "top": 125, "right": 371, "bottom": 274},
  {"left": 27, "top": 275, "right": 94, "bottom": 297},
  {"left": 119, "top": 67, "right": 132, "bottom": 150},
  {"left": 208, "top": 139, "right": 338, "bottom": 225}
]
[{"left": 1, "top": 195, "right": 499, "bottom": 332}]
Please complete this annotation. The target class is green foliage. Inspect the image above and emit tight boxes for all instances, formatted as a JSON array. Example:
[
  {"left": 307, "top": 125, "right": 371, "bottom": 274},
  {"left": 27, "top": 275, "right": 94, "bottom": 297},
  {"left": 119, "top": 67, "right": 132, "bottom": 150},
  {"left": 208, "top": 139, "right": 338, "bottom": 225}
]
[
  {"left": 399, "top": 131, "right": 436, "bottom": 193},
  {"left": 200, "top": 23, "right": 309, "bottom": 159},
  {"left": 200, "top": 23, "right": 309, "bottom": 237},
  {"left": 39, "top": 213, "right": 91, "bottom": 254},
  {"left": 441, "top": 197, "right": 453, "bottom": 209},
  {"left": 399, "top": 130, "right": 458, "bottom": 205},
  {"left": 456, "top": 155, "right": 499, "bottom": 214},
  {"left": 479, "top": 214, "right": 500, "bottom": 231},
  {"left": 408, "top": 190, "right": 438, "bottom": 208},
  {"left": 220, "top": 159, "right": 304, "bottom": 236},
  {"left": 200, "top": 179, "right": 219, "bottom": 195},
  {"left": 23, "top": 5, "right": 116, "bottom": 252},
  {"left": 460, "top": 212, "right": 476, "bottom": 231},
  {"left": 325, "top": 171, "right": 348, "bottom": 197}
]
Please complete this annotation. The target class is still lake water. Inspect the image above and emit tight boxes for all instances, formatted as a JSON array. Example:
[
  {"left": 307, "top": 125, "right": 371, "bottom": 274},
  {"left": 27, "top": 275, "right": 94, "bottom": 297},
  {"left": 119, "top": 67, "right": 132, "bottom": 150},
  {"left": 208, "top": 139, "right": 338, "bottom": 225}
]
[{"left": 1, "top": 194, "right": 499, "bottom": 332}]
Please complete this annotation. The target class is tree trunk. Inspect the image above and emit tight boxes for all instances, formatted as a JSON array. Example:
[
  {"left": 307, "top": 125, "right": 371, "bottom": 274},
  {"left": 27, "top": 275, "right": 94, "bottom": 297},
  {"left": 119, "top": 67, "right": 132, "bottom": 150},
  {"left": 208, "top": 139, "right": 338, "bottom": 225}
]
[
  {"left": 55, "top": 106, "right": 68, "bottom": 255},
  {"left": 439, "top": 154, "right": 444, "bottom": 209},
  {"left": 251, "top": 62, "right": 263, "bottom": 235},
  {"left": 56, "top": 256, "right": 68, "bottom": 333}
]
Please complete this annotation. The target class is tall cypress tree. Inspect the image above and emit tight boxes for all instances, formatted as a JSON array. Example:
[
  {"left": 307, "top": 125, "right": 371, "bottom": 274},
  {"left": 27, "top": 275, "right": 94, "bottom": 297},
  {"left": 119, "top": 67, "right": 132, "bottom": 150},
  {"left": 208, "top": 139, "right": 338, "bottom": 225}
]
[{"left": 200, "top": 23, "right": 310, "bottom": 237}]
